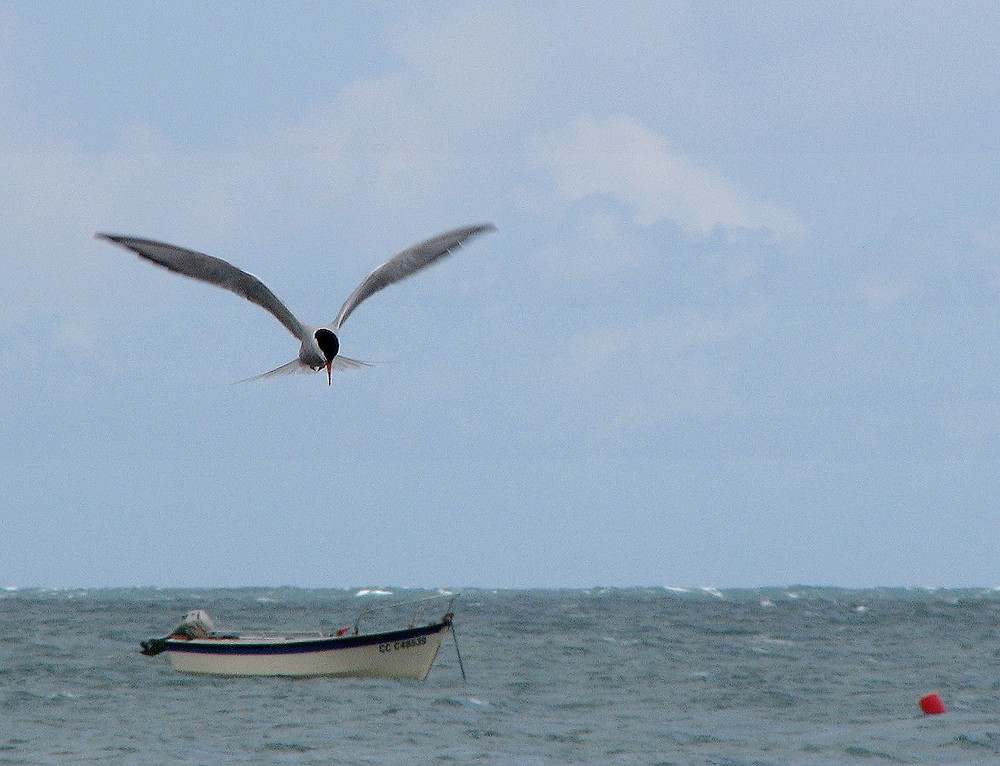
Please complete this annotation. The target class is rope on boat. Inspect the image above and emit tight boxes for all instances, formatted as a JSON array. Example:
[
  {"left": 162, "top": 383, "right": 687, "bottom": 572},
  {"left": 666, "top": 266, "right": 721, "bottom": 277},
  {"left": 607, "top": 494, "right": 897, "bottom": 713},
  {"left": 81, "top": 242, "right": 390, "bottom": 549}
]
[{"left": 444, "top": 612, "right": 467, "bottom": 683}]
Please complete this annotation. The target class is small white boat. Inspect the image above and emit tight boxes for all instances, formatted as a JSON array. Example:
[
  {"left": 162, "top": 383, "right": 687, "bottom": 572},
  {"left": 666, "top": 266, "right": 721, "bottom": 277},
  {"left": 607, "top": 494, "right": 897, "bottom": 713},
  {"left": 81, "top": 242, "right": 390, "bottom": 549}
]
[{"left": 140, "top": 597, "right": 460, "bottom": 680}]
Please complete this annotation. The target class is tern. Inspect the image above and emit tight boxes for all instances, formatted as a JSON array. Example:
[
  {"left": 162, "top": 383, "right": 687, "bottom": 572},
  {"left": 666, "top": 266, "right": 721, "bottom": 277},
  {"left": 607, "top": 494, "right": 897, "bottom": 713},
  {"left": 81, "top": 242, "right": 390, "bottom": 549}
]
[{"left": 97, "top": 224, "right": 496, "bottom": 384}]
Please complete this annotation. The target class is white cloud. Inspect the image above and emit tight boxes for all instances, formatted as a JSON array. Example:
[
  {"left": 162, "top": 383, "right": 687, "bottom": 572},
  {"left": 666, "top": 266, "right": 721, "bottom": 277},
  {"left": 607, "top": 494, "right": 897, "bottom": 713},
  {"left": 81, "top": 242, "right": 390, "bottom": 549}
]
[
  {"left": 858, "top": 280, "right": 918, "bottom": 312},
  {"left": 530, "top": 116, "right": 806, "bottom": 242},
  {"left": 542, "top": 305, "right": 763, "bottom": 443}
]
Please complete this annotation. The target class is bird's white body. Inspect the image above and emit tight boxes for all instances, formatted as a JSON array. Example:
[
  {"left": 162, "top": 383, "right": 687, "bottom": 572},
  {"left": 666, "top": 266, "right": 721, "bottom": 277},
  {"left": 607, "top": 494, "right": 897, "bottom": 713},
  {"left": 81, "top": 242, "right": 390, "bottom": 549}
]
[
  {"left": 299, "top": 329, "right": 324, "bottom": 370},
  {"left": 97, "top": 224, "right": 495, "bottom": 384}
]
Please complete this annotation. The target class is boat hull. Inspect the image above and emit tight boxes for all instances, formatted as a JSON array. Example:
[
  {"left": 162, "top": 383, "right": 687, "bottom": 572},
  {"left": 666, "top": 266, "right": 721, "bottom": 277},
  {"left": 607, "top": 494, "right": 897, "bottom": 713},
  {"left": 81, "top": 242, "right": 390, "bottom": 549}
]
[{"left": 163, "top": 621, "right": 449, "bottom": 679}]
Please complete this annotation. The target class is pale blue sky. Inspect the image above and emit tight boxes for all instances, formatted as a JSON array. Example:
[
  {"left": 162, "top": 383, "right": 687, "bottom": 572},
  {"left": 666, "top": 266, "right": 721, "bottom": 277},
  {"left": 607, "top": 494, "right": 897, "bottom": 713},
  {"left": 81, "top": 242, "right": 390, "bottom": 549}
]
[{"left": 2, "top": 2, "right": 999, "bottom": 588}]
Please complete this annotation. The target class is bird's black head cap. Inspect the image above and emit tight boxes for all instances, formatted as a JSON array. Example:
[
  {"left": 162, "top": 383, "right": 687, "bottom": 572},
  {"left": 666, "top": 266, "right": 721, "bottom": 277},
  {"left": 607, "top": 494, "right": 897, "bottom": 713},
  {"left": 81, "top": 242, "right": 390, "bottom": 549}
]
[{"left": 314, "top": 328, "right": 339, "bottom": 362}]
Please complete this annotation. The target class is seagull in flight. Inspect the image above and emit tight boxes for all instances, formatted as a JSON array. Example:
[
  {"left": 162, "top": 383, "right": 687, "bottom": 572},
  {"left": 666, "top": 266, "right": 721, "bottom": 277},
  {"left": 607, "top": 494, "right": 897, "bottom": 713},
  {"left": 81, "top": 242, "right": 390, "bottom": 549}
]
[{"left": 97, "top": 224, "right": 496, "bottom": 384}]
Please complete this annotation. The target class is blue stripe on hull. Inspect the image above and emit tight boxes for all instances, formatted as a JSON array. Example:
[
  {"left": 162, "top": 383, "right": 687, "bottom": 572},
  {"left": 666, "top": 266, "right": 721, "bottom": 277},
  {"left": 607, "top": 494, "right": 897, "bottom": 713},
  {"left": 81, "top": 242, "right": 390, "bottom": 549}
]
[{"left": 165, "top": 621, "right": 447, "bottom": 656}]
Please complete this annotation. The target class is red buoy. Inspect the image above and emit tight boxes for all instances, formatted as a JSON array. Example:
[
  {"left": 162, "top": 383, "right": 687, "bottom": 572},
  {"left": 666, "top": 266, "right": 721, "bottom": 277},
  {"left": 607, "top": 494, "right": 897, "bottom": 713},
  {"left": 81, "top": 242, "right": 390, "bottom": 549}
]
[{"left": 920, "top": 693, "right": 947, "bottom": 715}]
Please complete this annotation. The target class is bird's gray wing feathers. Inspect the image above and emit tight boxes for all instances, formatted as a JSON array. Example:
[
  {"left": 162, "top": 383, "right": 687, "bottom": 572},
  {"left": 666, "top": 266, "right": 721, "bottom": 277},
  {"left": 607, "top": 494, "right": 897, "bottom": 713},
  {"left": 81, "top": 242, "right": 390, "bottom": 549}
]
[
  {"left": 332, "top": 223, "right": 496, "bottom": 330},
  {"left": 236, "top": 358, "right": 310, "bottom": 383},
  {"left": 333, "top": 355, "right": 372, "bottom": 370},
  {"left": 96, "top": 234, "right": 308, "bottom": 341}
]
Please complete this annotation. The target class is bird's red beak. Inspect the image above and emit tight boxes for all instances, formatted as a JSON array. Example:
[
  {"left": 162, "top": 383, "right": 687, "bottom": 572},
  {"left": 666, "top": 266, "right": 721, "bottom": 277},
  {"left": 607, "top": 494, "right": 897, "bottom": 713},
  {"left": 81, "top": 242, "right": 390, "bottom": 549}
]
[{"left": 326, "top": 361, "right": 333, "bottom": 386}]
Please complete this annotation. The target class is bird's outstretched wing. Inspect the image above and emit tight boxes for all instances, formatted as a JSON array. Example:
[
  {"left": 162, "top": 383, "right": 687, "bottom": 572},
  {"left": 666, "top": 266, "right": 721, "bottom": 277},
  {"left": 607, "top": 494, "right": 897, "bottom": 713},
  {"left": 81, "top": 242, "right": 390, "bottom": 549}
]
[
  {"left": 96, "top": 234, "right": 308, "bottom": 341},
  {"left": 332, "top": 223, "right": 496, "bottom": 330},
  {"left": 236, "top": 358, "right": 310, "bottom": 383},
  {"left": 237, "top": 354, "right": 372, "bottom": 383},
  {"left": 333, "top": 355, "right": 373, "bottom": 370}
]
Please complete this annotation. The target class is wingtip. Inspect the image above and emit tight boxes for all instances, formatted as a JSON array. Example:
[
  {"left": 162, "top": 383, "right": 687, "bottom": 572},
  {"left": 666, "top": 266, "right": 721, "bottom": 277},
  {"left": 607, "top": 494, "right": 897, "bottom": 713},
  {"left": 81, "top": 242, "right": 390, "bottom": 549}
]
[
  {"left": 456, "top": 223, "right": 496, "bottom": 243},
  {"left": 457, "top": 223, "right": 496, "bottom": 237}
]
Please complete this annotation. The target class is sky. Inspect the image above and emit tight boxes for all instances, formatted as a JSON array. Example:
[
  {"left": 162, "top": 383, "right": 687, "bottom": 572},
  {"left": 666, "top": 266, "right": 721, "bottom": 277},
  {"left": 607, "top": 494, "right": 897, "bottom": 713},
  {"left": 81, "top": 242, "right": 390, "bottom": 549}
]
[{"left": 2, "top": 2, "right": 999, "bottom": 589}]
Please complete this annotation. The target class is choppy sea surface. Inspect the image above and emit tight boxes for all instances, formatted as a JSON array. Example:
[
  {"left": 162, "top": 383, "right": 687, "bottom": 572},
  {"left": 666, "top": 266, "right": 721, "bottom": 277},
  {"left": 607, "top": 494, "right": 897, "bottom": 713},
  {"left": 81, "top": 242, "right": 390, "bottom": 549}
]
[{"left": 3, "top": 587, "right": 1000, "bottom": 765}]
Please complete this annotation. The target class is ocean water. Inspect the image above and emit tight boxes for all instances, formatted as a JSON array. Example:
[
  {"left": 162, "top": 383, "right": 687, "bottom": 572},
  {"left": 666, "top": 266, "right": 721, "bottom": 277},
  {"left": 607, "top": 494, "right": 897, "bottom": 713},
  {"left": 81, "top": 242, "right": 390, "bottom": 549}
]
[{"left": 3, "top": 587, "right": 1000, "bottom": 765}]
